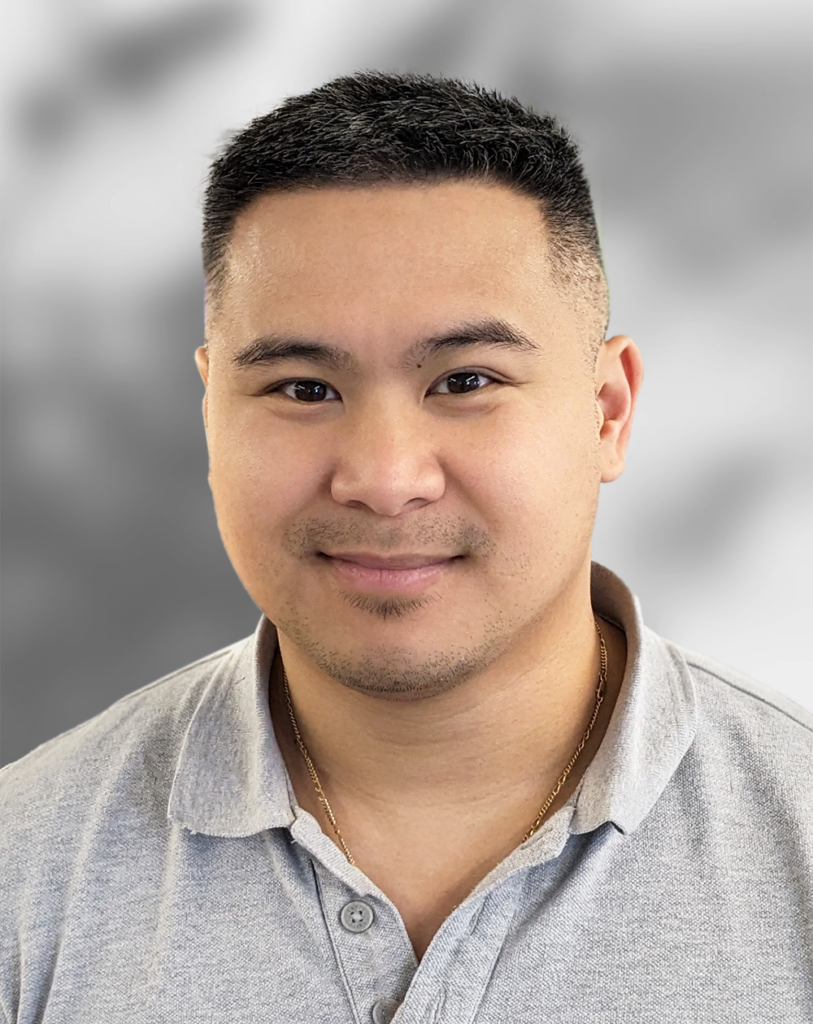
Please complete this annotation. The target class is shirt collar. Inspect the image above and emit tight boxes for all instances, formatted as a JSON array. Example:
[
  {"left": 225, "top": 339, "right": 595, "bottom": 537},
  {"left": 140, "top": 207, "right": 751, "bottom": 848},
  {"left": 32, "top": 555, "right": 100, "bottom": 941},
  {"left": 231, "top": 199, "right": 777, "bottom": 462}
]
[
  {"left": 571, "top": 562, "right": 697, "bottom": 836},
  {"left": 168, "top": 561, "right": 698, "bottom": 839}
]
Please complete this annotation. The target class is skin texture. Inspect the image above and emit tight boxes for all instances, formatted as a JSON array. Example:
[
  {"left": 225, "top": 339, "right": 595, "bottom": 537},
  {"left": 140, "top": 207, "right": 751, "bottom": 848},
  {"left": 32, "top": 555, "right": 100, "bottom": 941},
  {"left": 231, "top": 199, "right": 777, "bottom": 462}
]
[{"left": 196, "top": 181, "right": 644, "bottom": 956}]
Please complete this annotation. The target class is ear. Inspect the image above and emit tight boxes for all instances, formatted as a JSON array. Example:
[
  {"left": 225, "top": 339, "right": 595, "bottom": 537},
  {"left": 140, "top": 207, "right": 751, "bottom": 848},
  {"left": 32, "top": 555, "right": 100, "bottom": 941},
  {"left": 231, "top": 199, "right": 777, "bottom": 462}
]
[
  {"left": 194, "top": 346, "right": 210, "bottom": 433},
  {"left": 595, "top": 335, "right": 644, "bottom": 483}
]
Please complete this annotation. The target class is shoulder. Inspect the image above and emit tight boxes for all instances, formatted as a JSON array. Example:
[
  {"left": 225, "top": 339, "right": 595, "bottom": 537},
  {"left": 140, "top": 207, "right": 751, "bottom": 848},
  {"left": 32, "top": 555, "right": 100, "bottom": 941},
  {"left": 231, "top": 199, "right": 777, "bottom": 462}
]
[
  {"left": 677, "top": 641, "right": 812, "bottom": 735},
  {"left": 0, "top": 638, "right": 246, "bottom": 847},
  {"left": 668, "top": 638, "right": 813, "bottom": 812},
  {"left": 0, "top": 636, "right": 253, "bottom": 1015}
]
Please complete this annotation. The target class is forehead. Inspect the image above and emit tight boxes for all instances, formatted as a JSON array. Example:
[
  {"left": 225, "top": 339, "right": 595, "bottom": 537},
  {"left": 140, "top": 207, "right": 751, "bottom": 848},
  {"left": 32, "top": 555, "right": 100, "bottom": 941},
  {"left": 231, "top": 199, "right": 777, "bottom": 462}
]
[
  {"left": 224, "top": 181, "right": 551, "bottom": 299},
  {"left": 211, "top": 182, "right": 575, "bottom": 362}
]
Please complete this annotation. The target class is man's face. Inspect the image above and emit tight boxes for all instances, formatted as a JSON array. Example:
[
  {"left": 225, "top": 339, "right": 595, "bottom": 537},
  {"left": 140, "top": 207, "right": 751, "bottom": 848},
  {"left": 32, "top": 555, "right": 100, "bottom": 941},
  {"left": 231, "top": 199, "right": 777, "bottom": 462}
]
[{"left": 197, "top": 181, "right": 614, "bottom": 700}]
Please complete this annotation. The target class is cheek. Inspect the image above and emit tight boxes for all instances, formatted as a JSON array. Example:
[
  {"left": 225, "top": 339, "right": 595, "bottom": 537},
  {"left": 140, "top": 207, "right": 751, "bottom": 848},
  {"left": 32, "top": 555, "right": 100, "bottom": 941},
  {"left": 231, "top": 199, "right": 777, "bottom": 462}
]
[
  {"left": 208, "top": 410, "right": 310, "bottom": 545},
  {"left": 486, "top": 406, "right": 599, "bottom": 542}
]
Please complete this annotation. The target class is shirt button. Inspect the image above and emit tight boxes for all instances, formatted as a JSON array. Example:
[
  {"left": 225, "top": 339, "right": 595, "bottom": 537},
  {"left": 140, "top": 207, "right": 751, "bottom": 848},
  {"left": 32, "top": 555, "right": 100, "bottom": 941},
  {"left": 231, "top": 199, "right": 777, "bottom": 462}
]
[
  {"left": 340, "top": 899, "right": 375, "bottom": 932},
  {"left": 371, "top": 997, "right": 401, "bottom": 1023}
]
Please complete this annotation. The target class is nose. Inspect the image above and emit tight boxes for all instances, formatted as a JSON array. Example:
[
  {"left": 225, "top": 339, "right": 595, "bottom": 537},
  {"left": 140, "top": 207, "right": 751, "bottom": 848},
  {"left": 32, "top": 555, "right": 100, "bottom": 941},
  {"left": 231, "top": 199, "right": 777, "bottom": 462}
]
[{"left": 329, "top": 401, "right": 446, "bottom": 517}]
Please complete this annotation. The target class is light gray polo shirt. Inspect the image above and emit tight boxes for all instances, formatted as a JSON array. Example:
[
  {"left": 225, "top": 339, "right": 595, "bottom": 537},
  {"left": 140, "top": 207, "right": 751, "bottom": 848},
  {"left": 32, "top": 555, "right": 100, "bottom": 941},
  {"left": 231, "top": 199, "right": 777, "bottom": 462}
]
[{"left": 2, "top": 561, "right": 812, "bottom": 1023}]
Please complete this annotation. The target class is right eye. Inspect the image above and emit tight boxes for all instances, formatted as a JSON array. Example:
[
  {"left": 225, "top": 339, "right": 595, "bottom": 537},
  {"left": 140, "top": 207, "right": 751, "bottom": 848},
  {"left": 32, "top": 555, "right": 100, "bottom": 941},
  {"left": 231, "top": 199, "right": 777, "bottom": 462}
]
[{"left": 263, "top": 379, "right": 339, "bottom": 403}]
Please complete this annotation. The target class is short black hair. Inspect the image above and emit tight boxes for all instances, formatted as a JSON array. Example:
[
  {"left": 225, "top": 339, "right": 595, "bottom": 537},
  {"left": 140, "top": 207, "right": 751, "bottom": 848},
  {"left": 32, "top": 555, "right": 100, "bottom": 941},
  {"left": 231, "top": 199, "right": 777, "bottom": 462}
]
[{"left": 203, "top": 71, "right": 609, "bottom": 371}]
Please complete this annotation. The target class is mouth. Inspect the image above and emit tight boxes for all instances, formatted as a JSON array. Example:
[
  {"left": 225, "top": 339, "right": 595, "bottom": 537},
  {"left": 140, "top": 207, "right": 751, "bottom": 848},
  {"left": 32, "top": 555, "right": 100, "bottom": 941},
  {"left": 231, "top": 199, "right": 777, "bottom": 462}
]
[{"left": 317, "top": 552, "right": 461, "bottom": 593}]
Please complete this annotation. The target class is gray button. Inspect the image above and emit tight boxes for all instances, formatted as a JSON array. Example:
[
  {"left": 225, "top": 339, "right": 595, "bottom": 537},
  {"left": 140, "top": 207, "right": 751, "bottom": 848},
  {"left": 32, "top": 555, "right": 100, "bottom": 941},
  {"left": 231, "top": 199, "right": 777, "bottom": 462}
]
[
  {"left": 340, "top": 900, "right": 375, "bottom": 932},
  {"left": 371, "top": 997, "right": 401, "bottom": 1023}
]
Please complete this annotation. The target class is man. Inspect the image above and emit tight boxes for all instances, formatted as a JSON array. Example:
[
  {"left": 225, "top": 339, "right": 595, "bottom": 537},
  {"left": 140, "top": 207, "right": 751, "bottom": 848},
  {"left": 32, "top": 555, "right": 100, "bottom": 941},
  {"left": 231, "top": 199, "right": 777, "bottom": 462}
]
[{"left": 1, "top": 72, "right": 810, "bottom": 1023}]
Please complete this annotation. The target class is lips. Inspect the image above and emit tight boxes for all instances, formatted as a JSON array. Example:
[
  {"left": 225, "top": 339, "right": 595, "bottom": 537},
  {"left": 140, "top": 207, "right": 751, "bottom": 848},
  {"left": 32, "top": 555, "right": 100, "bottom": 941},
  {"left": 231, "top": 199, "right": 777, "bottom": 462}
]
[
  {"left": 319, "top": 552, "right": 459, "bottom": 594},
  {"left": 321, "top": 552, "right": 455, "bottom": 570}
]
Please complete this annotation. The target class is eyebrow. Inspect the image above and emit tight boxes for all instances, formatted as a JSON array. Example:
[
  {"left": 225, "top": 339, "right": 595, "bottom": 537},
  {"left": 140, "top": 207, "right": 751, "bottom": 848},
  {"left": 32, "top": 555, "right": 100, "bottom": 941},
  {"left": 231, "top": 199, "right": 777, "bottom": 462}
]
[{"left": 230, "top": 317, "right": 541, "bottom": 375}]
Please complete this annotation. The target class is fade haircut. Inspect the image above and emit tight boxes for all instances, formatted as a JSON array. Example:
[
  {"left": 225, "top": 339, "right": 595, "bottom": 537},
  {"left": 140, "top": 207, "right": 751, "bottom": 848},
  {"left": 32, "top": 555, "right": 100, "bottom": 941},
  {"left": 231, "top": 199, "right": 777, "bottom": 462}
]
[{"left": 203, "top": 71, "right": 609, "bottom": 375}]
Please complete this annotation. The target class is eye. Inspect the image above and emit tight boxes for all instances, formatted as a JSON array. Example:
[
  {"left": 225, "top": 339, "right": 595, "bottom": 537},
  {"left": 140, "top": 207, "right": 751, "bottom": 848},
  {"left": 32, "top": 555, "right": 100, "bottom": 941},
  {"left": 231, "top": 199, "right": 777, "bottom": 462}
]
[
  {"left": 267, "top": 379, "right": 339, "bottom": 403},
  {"left": 431, "top": 370, "right": 499, "bottom": 395},
  {"left": 264, "top": 370, "right": 501, "bottom": 404}
]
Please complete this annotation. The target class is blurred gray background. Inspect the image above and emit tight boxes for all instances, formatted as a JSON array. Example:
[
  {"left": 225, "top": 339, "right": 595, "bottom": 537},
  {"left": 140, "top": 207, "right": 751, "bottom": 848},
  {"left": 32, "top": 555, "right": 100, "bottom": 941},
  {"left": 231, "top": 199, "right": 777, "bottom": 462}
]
[{"left": 2, "top": 0, "right": 812, "bottom": 767}]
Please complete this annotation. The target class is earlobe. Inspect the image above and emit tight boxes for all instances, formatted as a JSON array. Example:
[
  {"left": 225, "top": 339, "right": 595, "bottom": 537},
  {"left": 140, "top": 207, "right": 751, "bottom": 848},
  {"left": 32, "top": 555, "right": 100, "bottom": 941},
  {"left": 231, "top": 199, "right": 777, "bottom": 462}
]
[
  {"left": 194, "top": 345, "right": 210, "bottom": 386},
  {"left": 596, "top": 335, "right": 644, "bottom": 484},
  {"left": 194, "top": 345, "right": 210, "bottom": 433}
]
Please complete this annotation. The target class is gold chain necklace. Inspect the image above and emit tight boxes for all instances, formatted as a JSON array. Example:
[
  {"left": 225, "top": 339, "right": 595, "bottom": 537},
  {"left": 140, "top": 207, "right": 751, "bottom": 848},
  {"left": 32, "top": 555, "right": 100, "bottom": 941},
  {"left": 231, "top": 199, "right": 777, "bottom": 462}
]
[{"left": 282, "top": 619, "right": 607, "bottom": 866}]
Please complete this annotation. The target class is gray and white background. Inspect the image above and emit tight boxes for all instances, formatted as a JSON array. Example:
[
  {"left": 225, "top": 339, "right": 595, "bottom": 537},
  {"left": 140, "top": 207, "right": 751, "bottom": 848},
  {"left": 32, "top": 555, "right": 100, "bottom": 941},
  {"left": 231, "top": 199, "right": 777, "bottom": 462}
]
[{"left": 2, "top": 0, "right": 811, "bottom": 767}]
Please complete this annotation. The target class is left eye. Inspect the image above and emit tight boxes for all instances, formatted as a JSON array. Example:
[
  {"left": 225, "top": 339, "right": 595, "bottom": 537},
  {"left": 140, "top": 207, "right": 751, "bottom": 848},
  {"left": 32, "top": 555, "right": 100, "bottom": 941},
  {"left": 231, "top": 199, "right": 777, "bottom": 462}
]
[{"left": 432, "top": 371, "right": 498, "bottom": 395}]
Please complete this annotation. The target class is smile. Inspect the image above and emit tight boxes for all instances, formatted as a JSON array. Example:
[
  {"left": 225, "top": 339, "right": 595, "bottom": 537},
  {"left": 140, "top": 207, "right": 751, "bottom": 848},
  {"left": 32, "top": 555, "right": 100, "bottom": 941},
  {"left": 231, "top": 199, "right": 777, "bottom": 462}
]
[{"left": 319, "top": 554, "right": 458, "bottom": 593}]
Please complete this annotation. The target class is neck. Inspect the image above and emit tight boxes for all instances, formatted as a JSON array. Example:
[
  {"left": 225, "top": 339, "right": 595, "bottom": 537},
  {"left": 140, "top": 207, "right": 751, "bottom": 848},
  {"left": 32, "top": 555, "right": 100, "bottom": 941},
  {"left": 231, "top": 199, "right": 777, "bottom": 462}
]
[{"left": 268, "top": 597, "right": 627, "bottom": 833}]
